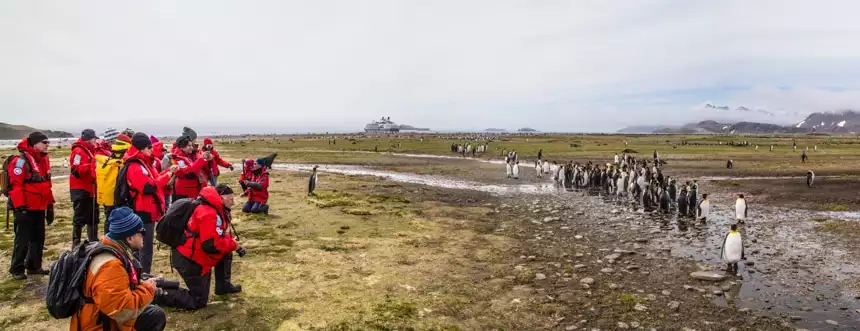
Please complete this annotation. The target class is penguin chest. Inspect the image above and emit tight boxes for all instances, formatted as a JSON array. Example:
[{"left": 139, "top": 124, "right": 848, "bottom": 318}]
[
  {"left": 735, "top": 201, "right": 746, "bottom": 218},
  {"left": 722, "top": 234, "right": 743, "bottom": 263}
]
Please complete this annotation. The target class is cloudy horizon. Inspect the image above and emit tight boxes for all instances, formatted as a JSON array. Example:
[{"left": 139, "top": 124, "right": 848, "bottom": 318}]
[{"left": 3, "top": 1, "right": 860, "bottom": 134}]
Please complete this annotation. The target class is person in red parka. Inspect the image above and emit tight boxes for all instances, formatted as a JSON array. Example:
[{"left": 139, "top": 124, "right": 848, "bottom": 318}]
[
  {"left": 241, "top": 158, "right": 269, "bottom": 214},
  {"left": 168, "top": 136, "right": 210, "bottom": 201},
  {"left": 156, "top": 184, "right": 242, "bottom": 310},
  {"left": 200, "top": 138, "right": 233, "bottom": 186},
  {"left": 69, "top": 129, "right": 100, "bottom": 246},
  {"left": 6, "top": 132, "right": 55, "bottom": 280},
  {"left": 122, "top": 133, "right": 177, "bottom": 274}
]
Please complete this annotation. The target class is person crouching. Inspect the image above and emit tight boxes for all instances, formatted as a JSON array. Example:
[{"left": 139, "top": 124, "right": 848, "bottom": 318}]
[
  {"left": 241, "top": 158, "right": 270, "bottom": 214},
  {"left": 156, "top": 185, "right": 242, "bottom": 310},
  {"left": 71, "top": 207, "right": 166, "bottom": 330}
]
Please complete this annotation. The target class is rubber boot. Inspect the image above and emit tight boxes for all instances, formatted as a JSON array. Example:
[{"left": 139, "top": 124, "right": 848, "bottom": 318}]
[{"left": 72, "top": 223, "right": 84, "bottom": 247}]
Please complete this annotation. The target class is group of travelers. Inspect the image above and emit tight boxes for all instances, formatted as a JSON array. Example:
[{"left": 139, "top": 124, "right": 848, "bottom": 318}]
[{"left": 2, "top": 126, "right": 274, "bottom": 330}]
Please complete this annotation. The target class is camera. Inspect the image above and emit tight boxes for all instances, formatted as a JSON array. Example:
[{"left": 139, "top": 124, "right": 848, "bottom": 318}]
[
  {"left": 141, "top": 273, "right": 180, "bottom": 289},
  {"left": 202, "top": 144, "right": 214, "bottom": 152},
  {"left": 236, "top": 247, "right": 247, "bottom": 258}
]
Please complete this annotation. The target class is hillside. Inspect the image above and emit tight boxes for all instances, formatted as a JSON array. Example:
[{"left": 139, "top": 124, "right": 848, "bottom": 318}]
[
  {"left": 0, "top": 122, "right": 73, "bottom": 140},
  {"left": 794, "top": 110, "right": 860, "bottom": 133}
]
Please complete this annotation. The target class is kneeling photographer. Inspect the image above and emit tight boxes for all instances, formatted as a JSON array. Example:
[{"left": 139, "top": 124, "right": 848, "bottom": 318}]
[{"left": 154, "top": 184, "right": 244, "bottom": 310}]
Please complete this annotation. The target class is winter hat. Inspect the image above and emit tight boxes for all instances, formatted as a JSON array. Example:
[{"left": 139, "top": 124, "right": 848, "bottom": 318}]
[
  {"left": 215, "top": 184, "right": 234, "bottom": 195},
  {"left": 203, "top": 138, "right": 213, "bottom": 145},
  {"left": 244, "top": 159, "right": 254, "bottom": 169},
  {"left": 116, "top": 133, "right": 132, "bottom": 143},
  {"left": 81, "top": 129, "right": 98, "bottom": 141},
  {"left": 132, "top": 132, "right": 153, "bottom": 150},
  {"left": 176, "top": 136, "right": 192, "bottom": 149},
  {"left": 102, "top": 128, "right": 119, "bottom": 142},
  {"left": 181, "top": 127, "right": 197, "bottom": 142},
  {"left": 150, "top": 135, "right": 160, "bottom": 144},
  {"left": 27, "top": 132, "right": 49, "bottom": 146},
  {"left": 255, "top": 158, "right": 266, "bottom": 166},
  {"left": 107, "top": 207, "right": 144, "bottom": 240}
]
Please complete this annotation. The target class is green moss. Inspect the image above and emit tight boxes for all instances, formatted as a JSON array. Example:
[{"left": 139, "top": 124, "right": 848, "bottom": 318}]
[
  {"left": 810, "top": 217, "right": 829, "bottom": 223},
  {"left": 826, "top": 204, "right": 849, "bottom": 211}
]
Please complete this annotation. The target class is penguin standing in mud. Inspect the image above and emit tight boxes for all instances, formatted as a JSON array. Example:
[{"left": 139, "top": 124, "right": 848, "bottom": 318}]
[
  {"left": 542, "top": 160, "right": 551, "bottom": 174},
  {"left": 667, "top": 178, "right": 677, "bottom": 203},
  {"left": 659, "top": 186, "right": 671, "bottom": 213},
  {"left": 727, "top": 159, "right": 733, "bottom": 169},
  {"left": 721, "top": 224, "right": 745, "bottom": 276},
  {"left": 308, "top": 165, "right": 320, "bottom": 196},
  {"left": 513, "top": 161, "right": 520, "bottom": 179},
  {"left": 806, "top": 170, "right": 815, "bottom": 187},
  {"left": 505, "top": 160, "right": 513, "bottom": 178},
  {"left": 535, "top": 160, "right": 542, "bottom": 179},
  {"left": 697, "top": 193, "right": 710, "bottom": 221},
  {"left": 735, "top": 194, "right": 748, "bottom": 223},
  {"left": 687, "top": 182, "right": 698, "bottom": 217},
  {"left": 677, "top": 185, "right": 689, "bottom": 215}
]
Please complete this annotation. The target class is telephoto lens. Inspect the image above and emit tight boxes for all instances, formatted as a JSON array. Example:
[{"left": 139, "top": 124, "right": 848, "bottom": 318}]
[
  {"left": 155, "top": 278, "right": 180, "bottom": 290},
  {"left": 236, "top": 247, "right": 247, "bottom": 258}
]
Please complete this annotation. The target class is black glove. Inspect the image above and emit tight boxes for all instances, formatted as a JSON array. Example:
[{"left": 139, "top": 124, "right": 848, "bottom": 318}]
[
  {"left": 46, "top": 204, "right": 54, "bottom": 226},
  {"left": 246, "top": 182, "right": 263, "bottom": 190},
  {"left": 229, "top": 165, "right": 234, "bottom": 171}
]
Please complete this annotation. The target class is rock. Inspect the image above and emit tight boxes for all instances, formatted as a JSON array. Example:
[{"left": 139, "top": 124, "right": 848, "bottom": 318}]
[
  {"left": 800, "top": 307, "right": 812, "bottom": 312},
  {"left": 609, "top": 283, "right": 619, "bottom": 290},
  {"left": 826, "top": 320, "right": 838, "bottom": 326},
  {"left": 611, "top": 209, "right": 620, "bottom": 214},
  {"left": 574, "top": 235, "right": 583, "bottom": 239},
  {"left": 535, "top": 273, "right": 547, "bottom": 280},
  {"left": 790, "top": 316, "right": 802, "bottom": 321},
  {"left": 626, "top": 265, "right": 641, "bottom": 271},
  {"left": 636, "top": 238, "right": 649, "bottom": 243},
  {"left": 630, "top": 322, "right": 640, "bottom": 328},
  {"left": 600, "top": 268, "right": 614, "bottom": 273},
  {"left": 565, "top": 326, "right": 577, "bottom": 331},
  {"left": 580, "top": 277, "right": 595, "bottom": 284},
  {"left": 745, "top": 261, "right": 755, "bottom": 266},
  {"left": 614, "top": 249, "right": 635, "bottom": 255},
  {"left": 690, "top": 271, "right": 726, "bottom": 281},
  {"left": 683, "top": 285, "right": 694, "bottom": 291},
  {"left": 738, "top": 308, "right": 750, "bottom": 313},
  {"left": 604, "top": 253, "right": 621, "bottom": 261},
  {"left": 633, "top": 303, "right": 647, "bottom": 312},
  {"left": 712, "top": 290, "right": 723, "bottom": 296},
  {"left": 544, "top": 216, "right": 561, "bottom": 223},
  {"left": 668, "top": 301, "right": 680, "bottom": 310},
  {"left": 574, "top": 264, "right": 586, "bottom": 269},
  {"left": 647, "top": 294, "right": 657, "bottom": 301},
  {"left": 720, "top": 285, "right": 732, "bottom": 292},
  {"left": 662, "top": 290, "right": 671, "bottom": 296},
  {"left": 617, "top": 322, "right": 629, "bottom": 329}
]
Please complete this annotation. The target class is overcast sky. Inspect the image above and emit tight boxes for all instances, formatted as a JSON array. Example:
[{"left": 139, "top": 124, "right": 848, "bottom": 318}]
[{"left": 3, "top": 1, "right": 860, "bottom": 134}]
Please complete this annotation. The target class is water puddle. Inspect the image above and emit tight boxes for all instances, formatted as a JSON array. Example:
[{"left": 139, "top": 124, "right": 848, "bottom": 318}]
[{"left": 819, "top": 211, "right": 860, "bottom": 220}]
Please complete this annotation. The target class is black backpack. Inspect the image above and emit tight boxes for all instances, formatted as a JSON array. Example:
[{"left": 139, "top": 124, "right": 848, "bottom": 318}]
[
  {"left": 46, "top": 241, "right": 132, "bottom": 319},
  {"left": 156, "top": 197, "right": 201, "bottom": 248},
  {"left": 1, "top": 153, "right": 34, "bottom": 197}
]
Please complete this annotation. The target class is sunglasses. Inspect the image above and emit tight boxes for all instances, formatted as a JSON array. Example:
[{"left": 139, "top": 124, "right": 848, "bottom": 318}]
[
  {"left": 138, "top": 228, "right": 146, "bottom": 235},
  {"left": 40, "top": 140, "right": 50, "bottom": 145}
]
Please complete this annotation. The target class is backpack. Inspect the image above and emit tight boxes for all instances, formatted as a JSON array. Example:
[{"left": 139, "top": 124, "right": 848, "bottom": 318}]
[
  {"left": 113, "top": 158, "right": 145, "bottom": 210},
  {"left": 1, "top": 153, "right": 32, "bottom": 197},
  {"left": 46, "top": 241, "right": 132, "bottom": 320},
  {"left": 94, "top": 155, "right": 123, "bottom": 207},
  {"left": 156, "top": 197, "right": 201, "bottom": 248}
]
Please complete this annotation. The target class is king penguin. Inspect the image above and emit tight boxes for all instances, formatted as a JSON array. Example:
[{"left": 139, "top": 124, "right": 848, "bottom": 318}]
[
  {"left": 697, "top": 193, "right": 710, "bottom": 221},
  {"left": 659, "top": 187, "right": 670, "bottom": 214},
  {"left": 806, "top": 170, "right": 815, "bottom": 187},
  {"left": 677, "top": 186, "right": 689, "bottom": 216},
  {"left": 308, "top": 165, "right": 319, "bottom": 196},
  {"left": 505, "top": 161, "right": 513, "bottom": 178},
  {"left": 513, "top": 161, "right": 520, "bottom": 179},
  {"left": 720, "top": 223, "right": 745, "bottom": 276},
  {"left": 735, "top": 194, "right": 748, "bottom": 223}
]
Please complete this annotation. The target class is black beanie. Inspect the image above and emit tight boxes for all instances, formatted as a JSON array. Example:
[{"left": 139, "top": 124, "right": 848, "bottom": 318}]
[
  {"left": 27, "top": 132, "right": 49, "bottom": 146},
  {"left": 176, "top": 136, "right": 191, "bottom": 148},
  {"left": 181, "top": 127, "right": 197, "bottom": 142},
  {"left": 131, "top": 132, "right": 152, "bottom": 150},
  {"left": 81, "top": 129, "right": 97, "bottom": 141},
  {"left": 215, "top": 184, "right": 234, "bottom": 195}
]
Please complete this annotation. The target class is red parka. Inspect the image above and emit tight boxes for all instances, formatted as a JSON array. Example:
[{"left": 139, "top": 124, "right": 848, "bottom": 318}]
[
  {"left": 244, "top": 167, "right": 269, "bottom": 204},
  {"left": 201, "top": 138, "right": 231, "bottom": 178},
  {"left": 169, "top": 146, "right": 207, "bottom": 198},
  {"left": 69, "top": 139, "right": 97, "bottom": 200},
  {"left": 123, "top": 147, "right": 170, "bottom": 223},
  {"left": 176, "top": 186, "right": 238, "bottom": 275},
  {"left": 7, "top": 138, "right": 54, "bottom": 211}
]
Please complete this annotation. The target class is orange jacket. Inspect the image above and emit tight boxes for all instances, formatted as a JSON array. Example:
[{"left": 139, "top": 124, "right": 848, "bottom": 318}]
[{"left": 70, "top": 237, "right": 156, "bottom": 331}]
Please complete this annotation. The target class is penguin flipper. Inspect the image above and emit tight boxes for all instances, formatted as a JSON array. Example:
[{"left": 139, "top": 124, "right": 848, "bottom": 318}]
[{"left": 720, "top": 233, "right": 729, "bottom": 260}]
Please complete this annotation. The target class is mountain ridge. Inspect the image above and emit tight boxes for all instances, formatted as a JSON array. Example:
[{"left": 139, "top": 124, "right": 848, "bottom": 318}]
[{"left": 0, "top": 122, "right": 74, "bottom": 140}]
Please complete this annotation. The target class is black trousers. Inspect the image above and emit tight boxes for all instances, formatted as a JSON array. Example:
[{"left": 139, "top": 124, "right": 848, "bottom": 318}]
[
  {"left": 131, "top": 220, "right": 156, "bottom": 274},
  {"left": 103, "top": 206, "right": 115, "bottom": 235},
  {"left": 72, "top": 196, "right": 99, "bottom": 246},
  {"left": 9, "top": 210, "right": 46, "bottom": 275},
  {"left": 157, "top": 250, "right": 234, "bottom": 310},
  {"left": 134, "top": 305, "right": 167, "bottom": 331}
]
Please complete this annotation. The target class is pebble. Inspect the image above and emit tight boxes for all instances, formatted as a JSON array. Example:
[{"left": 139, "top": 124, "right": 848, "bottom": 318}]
[
  {"left": 574, "top": 264, "right": 586, "bottom": 269},
  {"left": 604, "top": 253, "right": 621, "bottom": 261},
  {"left": 690, "top": 271, "right": 726, "bottom": 281},
  {"left": 712, "top": 290, "right": 723, "bottom": 296},
  {"left": 745, "top": 261, "right": 755, "bottom": 266},
  {"left": 633, "top": 303, "right": 647, "bottom": 312},
  {"left": 630, "top": 322, "right": 640, "bottom": 328},
  {"left": 580, "top": 277, "right": 595, "bottom": 285},
  {"left": 738, "top": 308, "right": 750, "bottom": 313},
  {"left": 617, "top": 322, "right": 629, "bottom": 329},
  {"left": 574, "top": 235, "right": 583, "bottom": 239},
  {"left": 790, "top": 316, "right": 802, "bottom": 321},
  {"left": 565, "top": 326, "right": 577, "bottom": 331},
  {"left": 609, "top": 283, "right": 619, "bottom": 290},
  {"left": 825, "top": 320, "right": 838, "bottom": 326},
  {"left": 662, "top": 290, "right": 671, "bottom": 296},
  {"left": 626, "top": 265, "right": 641, "bottom": 271},
  {"left": 668, "top": 301, "right": 680, "bottom": 310},
  {"left": 535, "top": 273, "right": 547, "bottom": 280},
  {"left": 600, "top": 268, "right": 614, "bottom": 273}
]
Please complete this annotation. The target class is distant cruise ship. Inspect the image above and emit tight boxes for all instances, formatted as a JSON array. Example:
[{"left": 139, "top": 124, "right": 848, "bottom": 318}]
[{"left": 364, "top": 117, "right": 400, "bottom": 132}]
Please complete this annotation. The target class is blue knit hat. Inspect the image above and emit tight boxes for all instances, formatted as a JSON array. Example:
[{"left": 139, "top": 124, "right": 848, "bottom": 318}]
[
  {"left": 255, "top": 158, "right": 265, "bottom": 165},
  {"left": 107, "top": 207, "right": 144, "bottom": 240}
]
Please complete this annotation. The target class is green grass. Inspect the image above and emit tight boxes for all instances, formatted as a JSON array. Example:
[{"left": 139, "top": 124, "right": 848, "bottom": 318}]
[
  {"left": 619, "top": 293, "right": 650, "bottom": 305},
  {"left": 825, "top": 204, "right": 850, "bottom": 211},
  {"left": 810, "top": 217, "right": 829, "bottom": 223}
]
